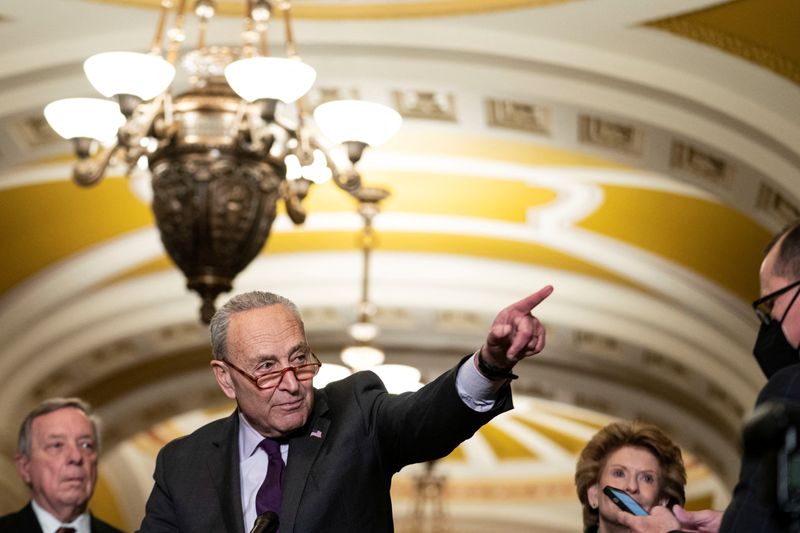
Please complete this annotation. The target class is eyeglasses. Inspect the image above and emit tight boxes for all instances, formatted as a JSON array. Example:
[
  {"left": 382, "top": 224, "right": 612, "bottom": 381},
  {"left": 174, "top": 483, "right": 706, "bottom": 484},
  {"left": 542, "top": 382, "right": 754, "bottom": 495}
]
[
  {"left": 222, "top": 352, "right": 322, "bottom": 390},
  {"left": 752, "top": 279, "right": 800, "bottom": 325}
]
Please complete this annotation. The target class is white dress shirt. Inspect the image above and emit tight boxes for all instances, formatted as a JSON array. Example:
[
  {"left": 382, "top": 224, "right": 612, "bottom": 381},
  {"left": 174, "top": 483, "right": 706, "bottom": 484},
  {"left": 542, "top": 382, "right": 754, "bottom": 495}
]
[{"left": 31, "top": 498, "right": 91, "bottom": 533}]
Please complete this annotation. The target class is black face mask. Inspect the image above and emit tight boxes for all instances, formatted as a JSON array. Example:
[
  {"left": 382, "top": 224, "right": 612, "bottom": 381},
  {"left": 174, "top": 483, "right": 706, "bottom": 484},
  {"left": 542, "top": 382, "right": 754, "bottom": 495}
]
[{"left": 752, "top": 320, "right": 800, "bottom": 379}]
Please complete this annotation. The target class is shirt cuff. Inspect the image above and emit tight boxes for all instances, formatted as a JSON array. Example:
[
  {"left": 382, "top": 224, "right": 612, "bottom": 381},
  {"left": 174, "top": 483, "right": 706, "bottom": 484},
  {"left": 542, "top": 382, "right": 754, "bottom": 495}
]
[{"left": 455, "top": 351, "right": 508, "bottom": 412}]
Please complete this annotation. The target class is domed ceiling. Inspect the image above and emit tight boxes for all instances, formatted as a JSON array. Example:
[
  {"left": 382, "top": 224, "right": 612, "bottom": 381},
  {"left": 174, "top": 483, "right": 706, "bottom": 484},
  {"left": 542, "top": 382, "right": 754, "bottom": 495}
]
[{"left": 0, "top": 0, "right": 798, "bottom": 530}]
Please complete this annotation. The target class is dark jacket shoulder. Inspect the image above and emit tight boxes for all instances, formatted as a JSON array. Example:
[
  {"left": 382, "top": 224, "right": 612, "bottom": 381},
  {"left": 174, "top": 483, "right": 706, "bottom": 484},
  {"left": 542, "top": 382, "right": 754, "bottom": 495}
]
[{"left": 0, "top": 503, "right": 125, "bottom": 533}]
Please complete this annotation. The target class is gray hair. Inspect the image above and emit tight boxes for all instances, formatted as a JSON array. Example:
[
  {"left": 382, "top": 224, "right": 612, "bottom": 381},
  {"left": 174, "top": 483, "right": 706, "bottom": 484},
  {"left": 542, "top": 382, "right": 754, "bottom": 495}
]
[
  {"left": 209, "top": 291, "right": 304, "bottom": 361},
  {"left": 17, "top": 397, "right": 101, "bottom": 458}
]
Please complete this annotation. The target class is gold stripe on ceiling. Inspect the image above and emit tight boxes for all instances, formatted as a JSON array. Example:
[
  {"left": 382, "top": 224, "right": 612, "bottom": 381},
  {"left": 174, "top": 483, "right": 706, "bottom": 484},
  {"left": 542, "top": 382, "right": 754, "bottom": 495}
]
[
  {"left": 479, "top": 423, "right": 538, "bottom": 460},
  {"left": 0, "top": 180, "right": 153, "bottom": 295},
  {"left": 0, "top": 132, "right": 766, "bottom": 301},
  {"left": 646, "top": 0, "right": 800, "bottom": 85},
  {"left": 88, "top": 0, "right": 576, "bottom": 19},
  {"left": 383, "top": 133, "right": 628, "bottom": 169},
  {"left": 0, "top": 171, "right": 769, "bottom": 301},
  {"left": 442, "top": 441, "right": 466, "bottom": 462},
  {"left": 511, "top": 415, "right": 587, "bottom": 455},
  {"left": 578, "top": 185, "right": 769, "bottom": 302},
  {"left": 103, "top": 231, "right": 640, "bottom": 291},
  {"left": 309, "top": 170, "right": 559, "bottom": 221},
  {"left": 531, "top": 408, "right": 610, "bottom": 432}
]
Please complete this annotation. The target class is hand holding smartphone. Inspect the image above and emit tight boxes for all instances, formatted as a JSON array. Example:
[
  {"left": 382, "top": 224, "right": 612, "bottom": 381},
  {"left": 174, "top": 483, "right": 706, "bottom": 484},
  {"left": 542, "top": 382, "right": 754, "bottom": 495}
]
[{"left": 603, "top": 485, "right": 649, "bottom": 516}]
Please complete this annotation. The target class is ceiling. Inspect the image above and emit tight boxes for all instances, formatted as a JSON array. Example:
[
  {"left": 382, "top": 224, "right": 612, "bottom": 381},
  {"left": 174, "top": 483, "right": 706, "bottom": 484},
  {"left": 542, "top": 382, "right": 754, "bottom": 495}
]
[{"left": 0, "top": 0, "right": 798, "bottom": 530}]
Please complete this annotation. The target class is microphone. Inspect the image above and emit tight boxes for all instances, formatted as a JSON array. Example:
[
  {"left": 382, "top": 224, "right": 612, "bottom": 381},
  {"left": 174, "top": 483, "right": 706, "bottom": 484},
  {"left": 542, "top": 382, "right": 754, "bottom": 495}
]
[{"left": 250, "top": 511, "right": 280, "bottom": 533}]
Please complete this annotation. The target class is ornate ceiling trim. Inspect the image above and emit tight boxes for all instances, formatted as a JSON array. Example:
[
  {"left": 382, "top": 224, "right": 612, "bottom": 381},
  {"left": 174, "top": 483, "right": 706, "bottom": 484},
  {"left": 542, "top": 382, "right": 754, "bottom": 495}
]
[
  {"left": 648, "top": 16, "right": 800, "bottom": 85},
  {"left": 87, "top": 0, "right": 577, "bottom": 19}
]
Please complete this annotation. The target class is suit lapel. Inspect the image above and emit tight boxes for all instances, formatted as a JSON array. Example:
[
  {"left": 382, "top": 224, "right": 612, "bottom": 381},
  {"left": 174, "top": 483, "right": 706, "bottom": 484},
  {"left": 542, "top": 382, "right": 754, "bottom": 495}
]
[
  {"left": 21, "top": 503, "right": 44, "bottom": 533},
  {"left": 208, "top": 411, "right": 245, "bottom": 533},
  {"left": 280, "top": 391, "right": 331, "bottom": 532}
]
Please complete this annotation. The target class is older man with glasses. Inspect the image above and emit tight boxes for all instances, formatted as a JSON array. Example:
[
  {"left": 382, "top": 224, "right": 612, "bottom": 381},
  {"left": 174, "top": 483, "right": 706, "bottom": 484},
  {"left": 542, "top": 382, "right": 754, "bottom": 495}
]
[
  {"left": 138, "top": 287, "right": 552, "bottom": 533},
  {"left": 619, "top": 221, "right": 800, "bottom": 533}
]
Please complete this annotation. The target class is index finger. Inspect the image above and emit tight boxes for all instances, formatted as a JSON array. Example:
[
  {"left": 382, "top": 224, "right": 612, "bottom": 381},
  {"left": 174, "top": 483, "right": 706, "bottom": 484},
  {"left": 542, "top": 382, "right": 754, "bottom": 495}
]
[{"left": 509, "top": 285, "right": 554, "bottom": 313}]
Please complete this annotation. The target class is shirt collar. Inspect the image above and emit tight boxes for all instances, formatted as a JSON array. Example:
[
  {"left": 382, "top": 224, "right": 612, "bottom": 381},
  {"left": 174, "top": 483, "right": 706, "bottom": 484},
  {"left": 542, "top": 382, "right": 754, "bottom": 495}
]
[
  {"left": 30, "top": 498, "right": 91, "bottom": 533},
  {"left": 238, "top": 411, "right": 267, "bottom": 460}
]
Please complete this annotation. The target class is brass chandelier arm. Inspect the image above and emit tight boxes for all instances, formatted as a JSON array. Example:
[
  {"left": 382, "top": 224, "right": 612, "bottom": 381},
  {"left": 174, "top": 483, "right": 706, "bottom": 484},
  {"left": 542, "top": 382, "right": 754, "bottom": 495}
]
[
  {"left": 302, "top": 138, "right": 363, "bottom": 193},
  {"left": 166, "top": 0, "right": 189, "bottom": 65},
  {"left": 73, "top": 141, "right": 121, "bottom": 187},
  {"left": 121, "top": 96, "right": 166, "bottom": 144},
  {"left": 150, "top": 0, "right": 173, "bottom": 55},
  {"left": 280, "top": 179, "right": 310, "bottom": 225},
  {"left": 73, "top": 93, "right": 172, "bottom": 187},
  {"left": 357, "top": 201, "right": 375, "bottom": 323},
  {"left": 280, "top": 1, "right": 298, "bottom": 59}
]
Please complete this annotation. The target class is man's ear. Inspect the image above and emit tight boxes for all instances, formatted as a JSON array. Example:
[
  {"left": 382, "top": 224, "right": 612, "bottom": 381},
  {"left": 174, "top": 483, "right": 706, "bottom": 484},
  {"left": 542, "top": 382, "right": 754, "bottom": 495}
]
[
  {"left": 15, "top": 453, "right": 32, "bottom": 486},
  {"left": 587, "top": 483, "right": 599, "bottom": 509},
  {"left": 211, "top": 360, "right": 237, "bottom": 400}
]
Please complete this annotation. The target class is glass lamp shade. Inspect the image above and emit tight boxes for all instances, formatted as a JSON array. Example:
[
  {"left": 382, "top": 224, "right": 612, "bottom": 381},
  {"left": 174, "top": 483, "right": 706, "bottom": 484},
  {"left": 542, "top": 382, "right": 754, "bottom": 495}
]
[
  {"left": 371, "top": 364, "right": 423, "bottom": 393},
  {"left": 84, "top": 52, "right": 175, "bottom": 100},
  {"left": 313, "top": 363, "right": 352, "bottom": 388},
  {"left": 43, "top": 98, "right": 126, "bottom": 142},
  {"left": 347, "top": 320, "right": 379, "bottom": 342},
  {"left": 224, "top": 57, "right": 316, "bottom": 103},
  {"left": 341, "top": 344, "right": 385, "bottom": 370},
  {"left": 313, "top": 100, "right": 402, "bottom": 147}
]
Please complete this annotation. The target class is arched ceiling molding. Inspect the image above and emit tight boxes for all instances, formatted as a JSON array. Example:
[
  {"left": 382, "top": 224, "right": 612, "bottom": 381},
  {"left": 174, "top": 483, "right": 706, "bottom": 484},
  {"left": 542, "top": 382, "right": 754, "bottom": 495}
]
[
  {"left": 0, "top": 252, "right": 759, "bottom": 448},
  {"left": 0, "top": 3, "right": 161, "bottom": 81},
  {"left": 1, "top": 1, "right": 797, "bottom": 192},
  {"left": 0, "top": 227, "right": 164, "bottom": 344},
  {"left": 403, "top": 2, "right": 800, "bottom": 143},
  {"left": 1, "top": 143, "right": 763, "bottom": 331},
  {"left": 89, "top": 0, "right": 577, "bottom": 19},
  {"left": 299, "top": 51, "right": 799, "bottom": 208},
  {"left": 0, "top": 199, "right": 758, "bottom": 373},
  {"left": 0, "top": 131, "right": 773, "bottom": 308},
  {"left": 1, "top": 51, "right": 795, "bottom": 235}
]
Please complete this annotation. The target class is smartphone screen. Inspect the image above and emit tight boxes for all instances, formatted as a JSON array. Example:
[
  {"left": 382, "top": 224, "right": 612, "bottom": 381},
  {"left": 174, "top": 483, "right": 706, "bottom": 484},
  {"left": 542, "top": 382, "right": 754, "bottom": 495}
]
[{"left": 603, "top": 486, "right": 649, "bottom": 516}]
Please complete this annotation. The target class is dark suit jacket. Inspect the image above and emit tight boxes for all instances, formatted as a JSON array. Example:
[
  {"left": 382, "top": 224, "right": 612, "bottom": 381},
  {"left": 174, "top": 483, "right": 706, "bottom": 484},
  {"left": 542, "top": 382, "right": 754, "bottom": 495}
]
[
  {"left": 138, "top": 359, "right": 512, "bottom": 533},
  {"left": 0, "top": 502, "right": 124, "bottom": 533},
  {"left": 719, "top": 363, "right": 800, "bottom": 533}
]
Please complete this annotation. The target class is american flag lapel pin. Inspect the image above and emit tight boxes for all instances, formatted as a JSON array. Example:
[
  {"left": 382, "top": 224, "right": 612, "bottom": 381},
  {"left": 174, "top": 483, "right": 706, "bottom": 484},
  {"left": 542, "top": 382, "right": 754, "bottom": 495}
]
[{"left": 310, "top": 429, "right": 323, "bottom": 439}]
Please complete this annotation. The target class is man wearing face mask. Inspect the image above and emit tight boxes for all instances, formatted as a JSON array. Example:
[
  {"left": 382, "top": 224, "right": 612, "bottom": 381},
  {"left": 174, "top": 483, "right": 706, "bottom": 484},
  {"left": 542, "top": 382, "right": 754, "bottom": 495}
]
[{"left": 619, "top": 221, "right": 800, "bottom": 533}]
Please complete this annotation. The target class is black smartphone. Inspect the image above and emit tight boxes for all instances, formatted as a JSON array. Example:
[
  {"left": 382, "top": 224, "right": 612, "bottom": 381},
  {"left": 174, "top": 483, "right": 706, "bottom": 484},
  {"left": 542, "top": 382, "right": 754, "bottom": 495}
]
[{"left": 603, "top": 485, "right": 649, "bottom": 516}]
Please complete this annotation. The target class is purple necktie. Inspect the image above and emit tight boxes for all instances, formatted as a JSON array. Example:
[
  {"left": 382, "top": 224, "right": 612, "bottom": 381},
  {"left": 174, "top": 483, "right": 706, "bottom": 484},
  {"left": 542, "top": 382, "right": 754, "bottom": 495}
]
[{"left": 256, "top": 438, "right": 285, "bottom": 516}]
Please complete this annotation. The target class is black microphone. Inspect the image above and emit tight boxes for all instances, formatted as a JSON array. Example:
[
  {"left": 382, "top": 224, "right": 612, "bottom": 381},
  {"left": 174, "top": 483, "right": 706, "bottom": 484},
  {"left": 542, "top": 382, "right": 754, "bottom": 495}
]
[{"left": 250, "top": 511, "right": 280, "bottom": 533}]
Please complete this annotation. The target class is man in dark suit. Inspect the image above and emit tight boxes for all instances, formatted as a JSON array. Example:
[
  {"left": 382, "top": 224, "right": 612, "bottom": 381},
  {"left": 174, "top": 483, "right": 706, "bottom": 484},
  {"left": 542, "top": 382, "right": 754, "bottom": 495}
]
[
  {"left": 138, "top": 287, "right": 553, "bottom": 533},
  {"left": 619, "top": 221, "right": 800, "bottom": 533},
  {"left": 0, "top": 397, "right": 124, "bottom": 533}
]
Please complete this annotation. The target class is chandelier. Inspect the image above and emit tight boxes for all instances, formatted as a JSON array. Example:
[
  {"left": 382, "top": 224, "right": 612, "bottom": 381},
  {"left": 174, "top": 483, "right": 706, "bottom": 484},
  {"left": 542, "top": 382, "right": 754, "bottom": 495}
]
[
  {"left": 340, "top": 191, "right": 424, "bottom": 392},
  {"left": 340, "top": 190, "right": 389, "bottom": 371},
  {"left": 311, "top": 188, "right": 423, "bottom": 393},
  {"left": 42, "top": 0, "right": 402, "bottom": 322}
]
